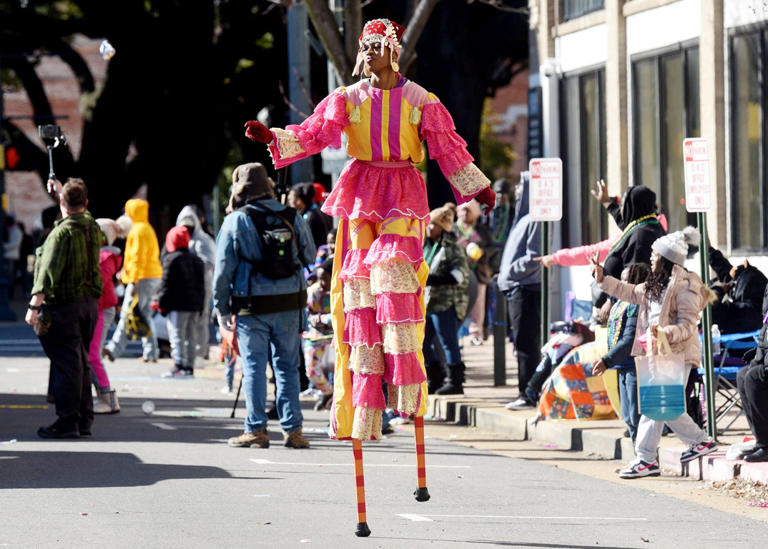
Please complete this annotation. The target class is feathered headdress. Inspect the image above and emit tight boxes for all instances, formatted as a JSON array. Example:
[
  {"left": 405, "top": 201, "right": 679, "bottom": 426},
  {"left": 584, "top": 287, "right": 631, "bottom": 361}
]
[{"left": 353, "top": 18, "right": 406, "bottom": 77}]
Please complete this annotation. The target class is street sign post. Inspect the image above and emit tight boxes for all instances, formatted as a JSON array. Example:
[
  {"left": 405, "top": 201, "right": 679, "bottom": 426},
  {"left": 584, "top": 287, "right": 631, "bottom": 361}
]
[
  {"left": 529, "top": 158, "right": 563, "bottom": 349},
  {"left": 683, "top": 137, "right": 716, "bottom": 439}
]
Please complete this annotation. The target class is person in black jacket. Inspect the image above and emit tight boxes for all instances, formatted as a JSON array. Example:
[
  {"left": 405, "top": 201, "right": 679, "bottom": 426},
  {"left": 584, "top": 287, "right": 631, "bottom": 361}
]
[
  {"left": 591, "top": 181, "right": 666, "bottom": 306},
  {"left": 157, "top": 226, "right": 205, "bottom": 377},
  {"left": 737, "top": 284, "right": 768, "bottom": 462},
  {"left": 289, "top": 182, "right": 332, "bottom": 250},
  {"left": 708, "top": 248, "right": 767, "bottom": 335}
]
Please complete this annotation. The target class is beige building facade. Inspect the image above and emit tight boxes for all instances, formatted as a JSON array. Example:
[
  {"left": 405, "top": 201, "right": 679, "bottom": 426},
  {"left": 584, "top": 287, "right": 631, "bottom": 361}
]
[{"left": 530, "top": 0, "right": 768, "bottom": 313}]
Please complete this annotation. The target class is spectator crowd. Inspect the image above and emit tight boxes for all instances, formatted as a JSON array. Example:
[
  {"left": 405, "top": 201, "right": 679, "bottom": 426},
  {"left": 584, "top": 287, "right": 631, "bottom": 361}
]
[{"left": 4, "top": 166, "right": 768, "bottom": 469}]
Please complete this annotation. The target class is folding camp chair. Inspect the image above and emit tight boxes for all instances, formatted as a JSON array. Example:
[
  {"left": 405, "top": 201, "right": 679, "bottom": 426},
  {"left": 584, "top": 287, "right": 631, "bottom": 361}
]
[{"left": 697, "top": 330, "right": 761, "bottom": 434}]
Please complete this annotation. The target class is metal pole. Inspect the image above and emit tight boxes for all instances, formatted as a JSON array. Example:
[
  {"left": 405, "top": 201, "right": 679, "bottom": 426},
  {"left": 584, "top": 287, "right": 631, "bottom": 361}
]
[
  {"left": 493, "top": 277, "right": 506, "bottom": 386},
  {"left": 540, "top": 221, "right": 550, "bottom": 348},
  {"left": 698, "top": 212, "right": 716, "bottom": 439},
  {"left": 286, "top": 2, "right": 313, "bottom": 185},
  {"left": 0, "top": 58, "right": 19, "bottom": 321}
]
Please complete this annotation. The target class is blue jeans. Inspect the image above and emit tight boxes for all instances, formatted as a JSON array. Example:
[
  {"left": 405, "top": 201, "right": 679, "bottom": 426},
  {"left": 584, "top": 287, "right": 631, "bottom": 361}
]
[
  {"left": 425, "top": 308, "right": 462, "bottom": 365},
  {"left": 236, "top": 310, "right": 304, "bottom": 434},
  {"left": 107, "top": 278, "right": 161, "bottom": 360},
  {"left": 618, "top": 368, "right": 640, "bottom": 440}
]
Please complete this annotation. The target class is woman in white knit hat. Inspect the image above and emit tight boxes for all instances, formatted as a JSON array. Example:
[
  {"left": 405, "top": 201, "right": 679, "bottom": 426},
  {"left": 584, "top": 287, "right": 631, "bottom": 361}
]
[{"left": 592, "top": 226, "right": 716, "bottom": 478}]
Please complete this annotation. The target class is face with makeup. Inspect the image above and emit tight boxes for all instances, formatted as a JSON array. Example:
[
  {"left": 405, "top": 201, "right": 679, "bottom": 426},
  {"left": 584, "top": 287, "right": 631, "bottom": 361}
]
[{"left": 361, "top": 39, "right": 393, "bottom": 75}]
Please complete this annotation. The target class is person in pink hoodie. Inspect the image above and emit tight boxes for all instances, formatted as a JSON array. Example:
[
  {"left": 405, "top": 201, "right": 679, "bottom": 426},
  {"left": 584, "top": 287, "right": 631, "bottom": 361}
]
[{"left": 89, "top": 219, "right": 123, "bottom": 414}]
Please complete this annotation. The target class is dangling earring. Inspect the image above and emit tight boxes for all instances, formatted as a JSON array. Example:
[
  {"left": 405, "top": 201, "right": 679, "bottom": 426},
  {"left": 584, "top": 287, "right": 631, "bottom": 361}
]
[{"left": 391, "top": 60, "right": 399, "bottom": 73}]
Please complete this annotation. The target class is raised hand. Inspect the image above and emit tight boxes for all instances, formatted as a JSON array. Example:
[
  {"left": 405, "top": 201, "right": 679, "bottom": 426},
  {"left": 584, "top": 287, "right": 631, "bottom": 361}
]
[
  {"left": 590, "top": 179, "right": 610, "bottom": 205},
  {"left": 590, "top": 250, "right": 603, "bottom": 282},
  {"left": 244, "top": 120, "right": 273, "bottom": 144},
  {"left": 475, "top": 187, "right": 496, "bottom": 215}
]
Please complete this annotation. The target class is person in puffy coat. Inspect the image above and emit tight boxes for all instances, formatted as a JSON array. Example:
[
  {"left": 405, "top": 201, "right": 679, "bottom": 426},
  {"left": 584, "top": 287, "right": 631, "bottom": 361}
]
[
  {"left": 594, "top": 227, "right": 716, "bottom": 479},
  {"left": 157, "top": 226, "right": 205, "bottom": 377},
  {"left": 89, "top": 219, "right": 122, "bottom": 414}
]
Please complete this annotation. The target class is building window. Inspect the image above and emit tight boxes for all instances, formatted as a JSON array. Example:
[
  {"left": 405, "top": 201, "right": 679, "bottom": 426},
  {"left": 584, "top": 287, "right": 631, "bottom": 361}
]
[
  {"left": 731, "top": 29, "right": 766, "bottom": 251},
  {"left": 561, "top": 69, "right": 607, "bottom": 247},
  {"left": 561, "top": 0, "right": 604, "bottom": 22},
  {"left": 632, "top": 45, "right": 699, "bottom": 233}
]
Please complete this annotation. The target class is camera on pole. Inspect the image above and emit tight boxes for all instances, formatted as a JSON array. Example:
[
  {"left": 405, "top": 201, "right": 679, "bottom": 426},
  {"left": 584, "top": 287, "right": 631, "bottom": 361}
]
[{"left": 37, "top": 124, "right": 66, "bottom": 186}]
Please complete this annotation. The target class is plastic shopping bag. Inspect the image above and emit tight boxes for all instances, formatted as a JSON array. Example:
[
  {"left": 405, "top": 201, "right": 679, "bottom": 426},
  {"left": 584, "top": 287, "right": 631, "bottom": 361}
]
[{"left": 635, "top": 330, "right": 686, "bottom": 421}]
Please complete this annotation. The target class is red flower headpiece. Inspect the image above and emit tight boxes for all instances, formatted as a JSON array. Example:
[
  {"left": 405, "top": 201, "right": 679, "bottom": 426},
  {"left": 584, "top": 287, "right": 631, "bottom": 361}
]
[{"left": 353, "top": 18, "right": 405, "bottom": 77}]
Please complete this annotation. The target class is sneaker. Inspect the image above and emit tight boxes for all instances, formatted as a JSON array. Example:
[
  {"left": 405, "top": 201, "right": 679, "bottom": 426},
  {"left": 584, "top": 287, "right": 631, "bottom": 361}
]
[
  {"left": 220, "top": 385, "right": 233, "bottom": 394},
  {"left": 505, "top": 397, "right": 535, "bottom": 410},
  {"left": 284, "top": 428, "right": 310, "bottom": 448},
  {"left": 162, "top": 367, "right": 192, "bottom": 378},
  {"left": 470, "top": 337, "right": 484, "bottom": 346},
  {"left": 314, "top": 393, "right": 333, "bottom": 411},
  {"left": 139, "top": 357, "right": 158, "bottom": 364},
  {"left": 619, "top": 459, "right": 660, "bottom": 479},
  {"left": 680, "top": 439, "right": 717, "bottom": 463},
  {"left": 228, "top": 429, "right": 270, "bottom": 448}
]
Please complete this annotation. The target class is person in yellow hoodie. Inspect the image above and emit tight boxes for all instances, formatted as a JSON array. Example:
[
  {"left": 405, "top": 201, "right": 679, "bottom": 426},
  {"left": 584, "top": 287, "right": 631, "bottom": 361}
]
[{"left": 103, "top": 199, "right": 163, "bottom": 362}]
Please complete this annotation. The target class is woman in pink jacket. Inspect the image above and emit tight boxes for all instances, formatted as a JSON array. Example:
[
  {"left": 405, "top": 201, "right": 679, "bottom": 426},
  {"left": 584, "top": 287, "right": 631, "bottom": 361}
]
[{"left": 593, "top": 227, "right": 716, "bottom": 479}]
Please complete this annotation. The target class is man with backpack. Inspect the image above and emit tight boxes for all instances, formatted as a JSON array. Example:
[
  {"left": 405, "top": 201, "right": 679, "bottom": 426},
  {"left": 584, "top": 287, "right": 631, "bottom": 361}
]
[{"left": 213, "top": 163, "right": 316, "bottom": 449}]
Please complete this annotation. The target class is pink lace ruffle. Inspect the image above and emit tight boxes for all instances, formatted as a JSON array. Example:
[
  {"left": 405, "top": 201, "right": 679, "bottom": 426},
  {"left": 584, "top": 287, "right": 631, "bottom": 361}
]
[
  {"left": 344, "top": 308, "right": 382, "bottom": 347},
  {"left": 339, "top": 248, "right": 370, "bottom": 280},
  {"left": 364, "top": 233, "right": 424, "bottom": 266},
  {"left": 322, "top": 159, "right": 429, "bottom": 222},
  {"left": 351, "top": 372, "right": 386, "bottom": 409},
  {"left": 272, "top": 92, "right": 348, "bottom": 169},
  {"left": 375, "top": 292, "right": 424, "bottom": 324},
  {"left": 384, "top": 352, "right": 427, "bottom": 386}
]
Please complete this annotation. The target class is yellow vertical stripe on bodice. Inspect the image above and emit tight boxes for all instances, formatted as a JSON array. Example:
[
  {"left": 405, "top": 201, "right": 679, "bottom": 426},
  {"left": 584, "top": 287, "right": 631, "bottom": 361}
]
[{"left": 380, "top": 90, "right": 390, "bottom": 161}]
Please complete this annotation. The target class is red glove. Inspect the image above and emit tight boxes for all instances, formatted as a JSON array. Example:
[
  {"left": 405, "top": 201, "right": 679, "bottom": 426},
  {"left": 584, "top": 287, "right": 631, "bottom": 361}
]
[
  {"left": 244, "top": 120, "right": 273, "bottom": 144},
  {"left": 151, "top": 301, "right": 159, "bottom": 312},
  {"left": 475, "top": 187, "right": 496, "bottom": 215}
]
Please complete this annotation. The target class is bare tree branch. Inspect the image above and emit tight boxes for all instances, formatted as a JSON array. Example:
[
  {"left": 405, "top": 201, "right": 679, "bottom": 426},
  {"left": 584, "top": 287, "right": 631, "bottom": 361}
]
[
  {"left": 399, "top": 0, "right": 440, "bottom": 75},
  {"left": 304, "top": 0, "right": 353, "bottom": 84}
]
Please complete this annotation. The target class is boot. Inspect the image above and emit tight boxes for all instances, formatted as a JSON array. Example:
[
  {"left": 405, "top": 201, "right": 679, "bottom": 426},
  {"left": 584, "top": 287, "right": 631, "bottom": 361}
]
[
  {"left": 426, "top": 361, "right": 445, "bottom": 394},
  {"left": 435, "top": 362, "right": 465, "bottom": 395},
  {"left": 94, "top": 388, "right": 120, "bottom": 414}
]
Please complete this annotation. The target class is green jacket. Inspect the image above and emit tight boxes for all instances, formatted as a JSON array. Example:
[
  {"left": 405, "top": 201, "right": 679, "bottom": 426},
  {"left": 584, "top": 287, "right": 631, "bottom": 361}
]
[
  {"left": 32, "top": 211, "right": 102, "bottom": 305},
  {"left": 424, "top": 231, "right": 469, "bottom": 319}
]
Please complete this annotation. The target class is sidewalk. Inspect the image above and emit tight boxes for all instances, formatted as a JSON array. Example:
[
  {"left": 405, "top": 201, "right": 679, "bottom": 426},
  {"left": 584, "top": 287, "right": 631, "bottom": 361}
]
[{"left": 427, "top": 335, "right": 768, "bottom": 484}]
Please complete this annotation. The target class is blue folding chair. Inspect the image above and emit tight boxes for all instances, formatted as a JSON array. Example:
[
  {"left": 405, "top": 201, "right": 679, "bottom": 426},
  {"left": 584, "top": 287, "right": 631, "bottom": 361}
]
[{"left": 698, "top": 330, "right": 760, "bottom": 434}]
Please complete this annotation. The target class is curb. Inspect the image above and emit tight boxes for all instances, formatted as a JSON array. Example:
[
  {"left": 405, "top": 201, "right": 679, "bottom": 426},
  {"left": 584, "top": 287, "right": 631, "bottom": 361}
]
[{"left": 427, "top": 395, "right": 768, "bottom": 482}]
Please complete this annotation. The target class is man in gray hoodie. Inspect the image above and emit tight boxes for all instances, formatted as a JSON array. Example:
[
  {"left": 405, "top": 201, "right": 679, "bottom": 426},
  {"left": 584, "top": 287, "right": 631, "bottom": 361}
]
[
  {"left": 176, "top": 205, "right": 216, "bottom": 360},
  {"left": 497, "top": 172, "right": 542, "bottom": 409}
]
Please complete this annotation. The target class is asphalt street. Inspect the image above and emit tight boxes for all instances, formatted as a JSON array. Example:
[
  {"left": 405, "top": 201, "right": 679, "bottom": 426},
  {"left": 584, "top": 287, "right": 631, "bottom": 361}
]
[{"left": 2, "top": 352, "right": 767, "bottom": 547}]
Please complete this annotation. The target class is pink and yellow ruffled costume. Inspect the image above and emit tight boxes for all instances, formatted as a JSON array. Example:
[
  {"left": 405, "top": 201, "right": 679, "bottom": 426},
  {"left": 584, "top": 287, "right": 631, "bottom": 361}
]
[{"left": 268, "top": 76, "right": 490, "bottom": 440}]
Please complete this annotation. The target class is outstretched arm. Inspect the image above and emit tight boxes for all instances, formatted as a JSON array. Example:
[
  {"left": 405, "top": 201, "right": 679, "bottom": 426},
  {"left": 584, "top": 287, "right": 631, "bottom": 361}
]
[
  {"left": 245, "top": 89, "right": 350, "bottom": 169},
  {"left": 420, "top": 95, "right": 493, "bottom": 211}
]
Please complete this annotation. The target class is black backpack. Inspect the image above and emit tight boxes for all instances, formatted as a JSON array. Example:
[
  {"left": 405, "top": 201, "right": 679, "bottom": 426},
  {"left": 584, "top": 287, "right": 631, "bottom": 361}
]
[{"left": 239, "top": 202, "right": 301, "bottom": 279}]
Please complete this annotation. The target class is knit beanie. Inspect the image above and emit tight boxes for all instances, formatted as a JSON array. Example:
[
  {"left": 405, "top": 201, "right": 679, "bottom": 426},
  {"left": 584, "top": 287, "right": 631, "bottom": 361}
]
[
  {"left": 651, "top": 226, "right": 701, "bottom": 266},
  {"left": 430, "top": 203, "right": 456, "bottom": 232},
  {"left": 115, "top": 214, "right": 133, "bottom": 239},
  {"left": 231, "top": 163, "right": 275, "bottom": 204},
  {"left": 165, "top": 225, "right": 190, "bottom": 253},
  {"left": 96, "top": 218, "right": 118, "bottom": 246}
]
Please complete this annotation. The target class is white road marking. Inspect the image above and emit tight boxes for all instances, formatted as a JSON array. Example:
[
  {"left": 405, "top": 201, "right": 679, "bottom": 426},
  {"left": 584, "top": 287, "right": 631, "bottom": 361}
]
[
  {"left": 253, "top": 494, "right": 271, "bottom": 498},
  {"left": 250, "top": 458, "right": 470, "bottom": 468},
  {"left": 397, "top": 513, "right": 648, "bottom": 522},
  {"left": 150, "top": 422, "right": 176, "bottom": 430},
  {"left": 397, "top": 514, "right": 433, "bottom": 522}
]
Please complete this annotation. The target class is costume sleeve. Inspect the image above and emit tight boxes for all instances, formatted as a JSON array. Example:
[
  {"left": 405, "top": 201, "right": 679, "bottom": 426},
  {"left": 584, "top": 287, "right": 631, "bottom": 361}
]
[
  {"left": 552, "top": 236, "right": 617, "bottom": 267},
  {"left": 268, "top": 89, "right": 349, "bottom": 169},
  {"left": 420, "top": 94, "right": 490, "bottom": 204}
]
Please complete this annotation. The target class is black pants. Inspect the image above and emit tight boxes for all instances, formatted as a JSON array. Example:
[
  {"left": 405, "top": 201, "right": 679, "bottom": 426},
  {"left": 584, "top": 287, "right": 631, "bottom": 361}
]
[
  {"left": 737, "top": 363, "right": 768, "bottom": 448},
  {"left": 39, "top": 297, "right": 98, "bottom": 429},
  {"left": 506, "top": 287, "right": 541, "bottom": 394}
]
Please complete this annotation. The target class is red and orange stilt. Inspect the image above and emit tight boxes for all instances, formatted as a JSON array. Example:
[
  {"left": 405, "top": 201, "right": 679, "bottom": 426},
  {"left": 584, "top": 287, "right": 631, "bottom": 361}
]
[
  {"left": 413, "top": 415, "right": 430, "bottom": 501},
  {"left": 352, "top": 438, "right": 371, "bottom": 537}
]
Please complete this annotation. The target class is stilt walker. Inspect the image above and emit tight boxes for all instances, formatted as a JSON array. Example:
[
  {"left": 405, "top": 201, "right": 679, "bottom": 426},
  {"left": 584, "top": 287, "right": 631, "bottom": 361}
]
[{"left": 244, "top": 18, "right": 495, "bottom": 536}]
